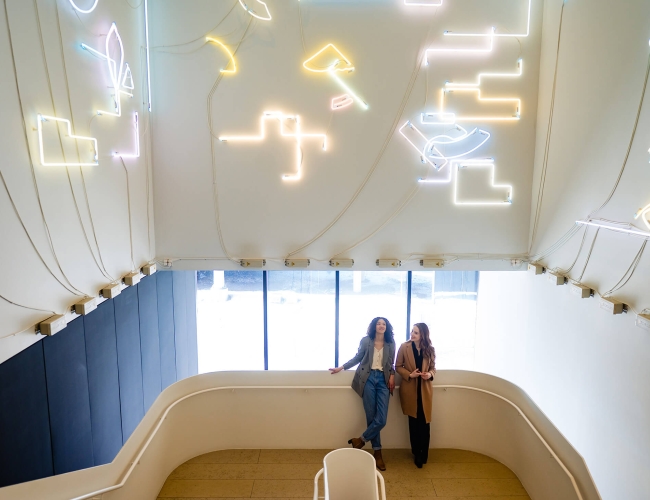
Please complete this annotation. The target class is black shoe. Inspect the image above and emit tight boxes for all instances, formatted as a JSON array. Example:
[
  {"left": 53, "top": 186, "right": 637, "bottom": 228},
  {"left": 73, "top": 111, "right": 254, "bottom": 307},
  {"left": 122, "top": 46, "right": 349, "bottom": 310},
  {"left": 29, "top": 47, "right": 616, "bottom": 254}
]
[{"left": 414, "top": 455, "right": 423, "bottom": 468}]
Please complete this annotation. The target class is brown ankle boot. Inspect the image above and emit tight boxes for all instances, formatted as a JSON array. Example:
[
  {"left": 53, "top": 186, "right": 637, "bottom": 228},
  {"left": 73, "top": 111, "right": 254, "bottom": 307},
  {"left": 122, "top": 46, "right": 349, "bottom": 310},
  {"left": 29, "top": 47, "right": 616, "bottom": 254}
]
[
  {"left": 373, "top": 450, "right": 386, "bottom": 471},
  {"left": 348, "top": 437, "right": 365, "bottom": 449}
]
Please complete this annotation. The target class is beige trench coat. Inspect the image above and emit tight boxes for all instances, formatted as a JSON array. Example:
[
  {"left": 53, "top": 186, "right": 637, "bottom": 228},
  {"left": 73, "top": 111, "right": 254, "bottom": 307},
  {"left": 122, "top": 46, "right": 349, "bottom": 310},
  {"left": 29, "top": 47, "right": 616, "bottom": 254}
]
[{"left": 395, "top": 341, "right": 434, "bottom": 423}]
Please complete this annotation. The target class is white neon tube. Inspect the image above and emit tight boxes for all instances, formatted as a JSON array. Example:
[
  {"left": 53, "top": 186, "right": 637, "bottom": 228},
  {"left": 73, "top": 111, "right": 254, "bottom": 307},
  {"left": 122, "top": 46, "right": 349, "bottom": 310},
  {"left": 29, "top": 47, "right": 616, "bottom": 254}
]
[
  {"left": 69, "top": 0, "right": 99, "bottom": 14},
  {"left": 444, "top": 0, "right": 532, "bottom": 38},
  {"left": 577, "top": 219, "right": 650, "bottom": 238},
  {"left": 328, "top": 70, "right": 368, "bottom": 110},
  {"left": 424, "top": 27, "right": 494, "bottom": 66},
  {"left": 114, "top": 113, "right": 140, "bottom": 158},
  {"left": 122, "top": 63, "right": 134, "bottom": 90},
  {"left": 405, "top": 0, "right": 443, "bottom": 5},
  {"left": 453, "top": 160, "right": 512, "bottom": 205},
  {"left": 37, "top": 114, "right": 99, "bottom": 166},
  {"left": 446, "top": 59, "right": 523, "bottom": 88},
  {"left": 218, "top": 111, "right": 327, "bottom": 180},
  {"left": 145, "top": 0, "right": 152, "bottom": 111},
  {"left": 238, "top": 0, "right": 272, "bottom": 21},
  {"left": 439, "top": 88, "right": 521, "bottom": 121}
]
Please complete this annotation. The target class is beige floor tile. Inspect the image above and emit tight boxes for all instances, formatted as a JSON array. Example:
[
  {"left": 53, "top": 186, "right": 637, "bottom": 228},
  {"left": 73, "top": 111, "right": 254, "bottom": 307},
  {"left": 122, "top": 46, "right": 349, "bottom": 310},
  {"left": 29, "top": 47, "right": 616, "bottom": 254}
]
[
  {"left": 170, "top": 463, "right": 323, "bottom": 480},
  {"left": 384, "top": 479, "right": 437, "bottom": 497},
  {"left": 158, "top": 479, "right": 254, "bottom": 498},
  {"left": 258, "top": 449, "right": 332, "bottom": 464},
  {"left": 187, "top": 450, "right": 261, "bottom": 464},
  {"left": 387, "top": 497, "right": 529, "bottom": 500},
  {"left": 381, "top": 462, "right": 515, "bottom": 481},
  {"left": 428, "top": 449, "right": 497, "bottom": 463},
  {"left": 432, "top": 478, "right": 528, "bottom": 496},
  {"left": 251, "top": 479, "right": 314, "bottom": 497}
]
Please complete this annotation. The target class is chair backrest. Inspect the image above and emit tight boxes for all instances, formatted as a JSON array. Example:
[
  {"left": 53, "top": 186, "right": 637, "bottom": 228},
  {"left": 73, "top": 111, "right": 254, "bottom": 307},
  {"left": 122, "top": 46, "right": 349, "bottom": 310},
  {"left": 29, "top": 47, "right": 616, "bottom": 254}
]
[{"left": 323, "top": 448, "right": 379, "bottom": 500}]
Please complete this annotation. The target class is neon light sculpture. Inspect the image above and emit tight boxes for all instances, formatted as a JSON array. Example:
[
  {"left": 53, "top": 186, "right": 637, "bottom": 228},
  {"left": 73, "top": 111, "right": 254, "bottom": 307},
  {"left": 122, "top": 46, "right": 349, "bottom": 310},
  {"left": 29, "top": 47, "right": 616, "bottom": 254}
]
[
  {"left": 424, "top": 27, "right": 494, "bottom": 66},
  {"left": 446, "top": 58, "right": 523, "bottom": 88},
  {"left": 219, "top": 111, "right": 327, "bottom": 181},
  {"left": 69, "top": 0, "right": 98, "bottom": 14},
  {"left": 37, "top": 114, "right": 99, "bottom": 166},
  {"left": 81, "top": 22, "right": 133, "bottom": 117},
  {"left": 303, "top": 44, "right": 368, "bottom": 110},
  {"left": 206, "top": 38, "right": 237, "bottom": 73},
  {"left": 453, "top": 159, "right": 512, "bottom": 205},
  {"left": 444, "top": 0, "right": 532, "bottom": 38},
  {"left": 634, "top": 204, "right": 650, "bottom": 231},
  {"left": 331, "top": 94, "right": 353, "bottom": 110},
  {"left": 577, "top": 219, "right": 650, "bottom": 238},
  {"left": 439, "top": 88, "right": 521, "bottom": 121},
  {"left": 114, "top": 113, "right": 140, "bottom": 158},
  {"left": 238, "top": 0, "right": 272, "bottom": 21},
  {"left": 122, "top": 63, "right": 134, "bottom": 90}
]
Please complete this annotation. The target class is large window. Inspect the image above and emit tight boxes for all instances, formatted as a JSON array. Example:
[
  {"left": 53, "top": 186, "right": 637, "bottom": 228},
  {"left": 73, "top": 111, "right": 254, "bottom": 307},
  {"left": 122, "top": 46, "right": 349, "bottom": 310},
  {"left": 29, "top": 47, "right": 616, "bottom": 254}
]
[
  {"left": 338, "top": 271, "right": 408, "bottom": 365},
  {"left": 196, "top": 271, "right": 264, "bottom": 373},
  {"left": 196, "top": 270, "right": 479, "bottom": 373},
  {"left": 410, "top": 271, "right": 479, "bottom": 370},
  {"left": 267, "top": 271, "right": 336, "bottom": 370}
]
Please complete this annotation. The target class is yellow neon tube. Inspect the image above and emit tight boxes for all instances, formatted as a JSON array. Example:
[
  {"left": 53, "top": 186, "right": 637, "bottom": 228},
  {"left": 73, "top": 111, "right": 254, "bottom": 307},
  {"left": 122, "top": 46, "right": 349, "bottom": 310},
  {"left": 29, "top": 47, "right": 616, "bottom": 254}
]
[{"left": 206, "top": 38, "right": 236, "bottom": 74}]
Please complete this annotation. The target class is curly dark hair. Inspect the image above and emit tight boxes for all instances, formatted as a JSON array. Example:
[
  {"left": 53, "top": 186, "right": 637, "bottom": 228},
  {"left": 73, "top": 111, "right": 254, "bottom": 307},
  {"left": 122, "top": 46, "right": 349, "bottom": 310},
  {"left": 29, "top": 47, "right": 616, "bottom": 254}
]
[{"left": 366, "top": 317, "right": 395, "bottom": 343}]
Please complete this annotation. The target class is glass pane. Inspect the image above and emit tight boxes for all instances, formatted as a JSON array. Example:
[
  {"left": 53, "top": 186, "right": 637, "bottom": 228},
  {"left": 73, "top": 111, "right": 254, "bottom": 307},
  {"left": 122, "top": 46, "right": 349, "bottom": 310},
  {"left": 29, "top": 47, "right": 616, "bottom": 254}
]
[
  {"left": 338, "top": 271, "right": 408, "bottom": 365},
  {"left": 196, "top": 270, "right": 264, "bottom": 373},
  {"left": 410, "top": 271, "right": 479, "bottom": 370},
  {"left": 267, "top": 271, "right": 336, "bottom": 370}
]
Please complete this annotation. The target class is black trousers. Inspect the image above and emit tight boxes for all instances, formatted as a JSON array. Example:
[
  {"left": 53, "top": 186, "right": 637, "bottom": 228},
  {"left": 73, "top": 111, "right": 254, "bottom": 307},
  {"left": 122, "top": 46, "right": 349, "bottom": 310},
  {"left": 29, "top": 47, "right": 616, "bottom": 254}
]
[{"left": 408, "top": 382, "right": 430, "bottom": 462}]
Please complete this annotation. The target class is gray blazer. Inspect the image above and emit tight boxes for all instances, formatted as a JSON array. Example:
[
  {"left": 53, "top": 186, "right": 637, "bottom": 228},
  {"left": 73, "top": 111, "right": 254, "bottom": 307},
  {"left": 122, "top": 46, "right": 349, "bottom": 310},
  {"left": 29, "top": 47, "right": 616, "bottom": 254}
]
[{"left": 343, "top": 336, "right": 396, "bottom": 398}]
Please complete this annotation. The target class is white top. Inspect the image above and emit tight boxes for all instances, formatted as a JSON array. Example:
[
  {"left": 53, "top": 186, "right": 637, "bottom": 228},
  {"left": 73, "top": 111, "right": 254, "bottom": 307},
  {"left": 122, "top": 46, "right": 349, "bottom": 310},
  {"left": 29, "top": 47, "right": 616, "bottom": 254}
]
[{"left": 371, "top": 346, "right": 384, "bottom": 370}]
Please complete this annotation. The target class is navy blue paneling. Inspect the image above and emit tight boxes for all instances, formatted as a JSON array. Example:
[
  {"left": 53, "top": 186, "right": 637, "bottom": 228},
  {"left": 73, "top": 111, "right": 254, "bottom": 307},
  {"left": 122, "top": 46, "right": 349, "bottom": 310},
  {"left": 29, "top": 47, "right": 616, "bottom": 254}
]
[
  {"left": 84, "top": 301, "right": 123, "bottom": 465},
  {"left": 42, "top": 318, "right": 94, "bottom": 474},
  {"left": 186, "top": 271, "right": 198, "bottom": 376},
  {"left": 0, "top": 342, "right": 53, "bottom": 486},
  {"left": 173, "top": 271, "right": 189, "bottom": 380},
  {"left": 138, "top": 274, "right": 162, "bottom": 411},
  {"left": 114, "top": 286, "right": 145, "bottom": 443},
  {"left": 157, "top": 271, "right": 177, "bottom": 389}
]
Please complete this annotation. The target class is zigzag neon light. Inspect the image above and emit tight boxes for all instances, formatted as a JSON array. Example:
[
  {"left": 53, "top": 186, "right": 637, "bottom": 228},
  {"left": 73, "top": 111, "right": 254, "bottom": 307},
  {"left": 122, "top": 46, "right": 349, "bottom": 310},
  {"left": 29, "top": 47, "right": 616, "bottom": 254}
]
[
  {"left": 218, "top": 112, "right": 327, "bottom": 181},
  {"left": 37, "top": 114, "right": 98, "bottom": 166},
  {"left": 424, "top": 27, "right": 494, "bottom": 66},
  {"left": 81, "top": 23, "right": 133, "bottom": 117},
  {"left": 635, "top": 204, "right": 650, "bottom": 231},
  {"left": 69, "top": 0, "right": 98, "bottom": 13},
  {"left": 444, "top": 0, "right": 532, "bottom": 38},
  {"left": 303, "top": 44, "right": 354, "bottom": 73},
  {"left": 453, "top": 159, "right": 512, "bottom": 205},
  {"left": 206, "top": 38, "right": 236, "bottom": 73},
  {"left": 446, "top": 59, "right": 523, "bottom": 88},
  {"left": 438, "top": 88, "right": 521, "bottom": 121},
  {"left": 114, "top": 113, "right": 140, "bottom": 158},
  {"left": 238, "top": 0, "right": 271, "bottom": 21}
]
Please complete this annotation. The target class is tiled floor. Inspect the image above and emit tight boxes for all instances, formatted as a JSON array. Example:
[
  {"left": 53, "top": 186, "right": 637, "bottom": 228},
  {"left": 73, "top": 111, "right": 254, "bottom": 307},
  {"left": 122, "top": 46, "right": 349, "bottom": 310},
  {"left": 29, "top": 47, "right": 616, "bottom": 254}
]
[{"left": 157, "top": 448, "right": 530, "bottom": 499}]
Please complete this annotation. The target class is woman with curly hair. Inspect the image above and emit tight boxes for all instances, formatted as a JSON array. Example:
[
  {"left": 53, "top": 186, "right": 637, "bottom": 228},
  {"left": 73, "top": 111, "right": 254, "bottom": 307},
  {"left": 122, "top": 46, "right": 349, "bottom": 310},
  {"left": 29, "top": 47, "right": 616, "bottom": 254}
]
[
  {"left": 395, "top": 322, "right": 436, "bottom": 468},
  {"left": 329, "top": 317, "right": 396, "bottom": 471}
]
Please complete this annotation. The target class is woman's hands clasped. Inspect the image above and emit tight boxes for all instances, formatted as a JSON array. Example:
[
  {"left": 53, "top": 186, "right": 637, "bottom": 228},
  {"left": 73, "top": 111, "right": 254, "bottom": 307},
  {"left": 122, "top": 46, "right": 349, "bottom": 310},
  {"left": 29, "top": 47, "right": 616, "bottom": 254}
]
[{"left": 409, "top": 369, "right": 432, "bottom": 380}]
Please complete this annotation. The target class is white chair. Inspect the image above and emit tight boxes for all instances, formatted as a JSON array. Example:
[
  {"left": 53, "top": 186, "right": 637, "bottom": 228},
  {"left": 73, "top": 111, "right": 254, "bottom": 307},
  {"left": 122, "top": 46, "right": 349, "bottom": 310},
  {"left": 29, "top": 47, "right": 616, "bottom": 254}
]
[{"left": 313, "top": 448, "right": 387, "bottom": 500}]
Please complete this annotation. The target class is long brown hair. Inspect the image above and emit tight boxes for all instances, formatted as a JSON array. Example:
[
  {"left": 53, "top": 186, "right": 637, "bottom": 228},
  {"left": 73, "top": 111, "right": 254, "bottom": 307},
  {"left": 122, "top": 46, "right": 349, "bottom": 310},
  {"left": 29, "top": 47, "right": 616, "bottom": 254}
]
[{"left": 415, "top": 323, "right": 436, "bottom": 374}]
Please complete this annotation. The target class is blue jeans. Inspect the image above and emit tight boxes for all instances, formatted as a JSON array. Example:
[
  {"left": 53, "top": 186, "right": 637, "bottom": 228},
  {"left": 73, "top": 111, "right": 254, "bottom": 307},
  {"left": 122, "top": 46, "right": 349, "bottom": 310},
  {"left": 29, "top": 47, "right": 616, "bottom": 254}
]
[{"left": 362, "top": 370, "right": 390, "bottom": 450}]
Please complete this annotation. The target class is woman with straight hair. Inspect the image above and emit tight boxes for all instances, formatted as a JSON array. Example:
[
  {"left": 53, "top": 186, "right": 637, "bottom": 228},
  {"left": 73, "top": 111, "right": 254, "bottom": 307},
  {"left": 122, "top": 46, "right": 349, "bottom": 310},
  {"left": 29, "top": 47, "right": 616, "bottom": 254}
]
[
  {"left": 395, "top": 322, "right": 436, "bottom": 468},
  {"left": 329, "top": 317, "right": 396, "bottom": 471}
]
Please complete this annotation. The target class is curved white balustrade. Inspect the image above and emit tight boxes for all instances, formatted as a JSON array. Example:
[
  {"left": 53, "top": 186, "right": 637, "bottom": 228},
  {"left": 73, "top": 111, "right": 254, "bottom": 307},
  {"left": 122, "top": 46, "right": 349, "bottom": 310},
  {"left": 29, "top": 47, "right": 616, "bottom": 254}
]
[{"left": 0, "top": 371, "right": 601, "bottom": 500}]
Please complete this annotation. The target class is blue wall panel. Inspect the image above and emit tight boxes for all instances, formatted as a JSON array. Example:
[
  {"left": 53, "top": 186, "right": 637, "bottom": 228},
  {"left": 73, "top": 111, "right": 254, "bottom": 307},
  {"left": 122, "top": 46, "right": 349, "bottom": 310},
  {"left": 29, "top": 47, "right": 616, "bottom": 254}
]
[
  {"left": 0, "top": 342, "right": 53, "bottom": 486},
  {"left": 173, "top": 271, "right": 189, "bottom": 381},
  {"left": 185, "top": 271, "right": 198, "bottom": 376},
  {"left": 138, "top": 274, "right": 162, "bottom": 411},
  {"left": 114, "top": 286, "right": 145, "bottom": 443},
  {"left": 157, "top": 271, "right": 177, "bottom": 389},
  {"left": 84, "top": 301, "right": 123, "bottom": 465},
  {"left": 42, "top": 318, "right": 94, "bottom": 474}
]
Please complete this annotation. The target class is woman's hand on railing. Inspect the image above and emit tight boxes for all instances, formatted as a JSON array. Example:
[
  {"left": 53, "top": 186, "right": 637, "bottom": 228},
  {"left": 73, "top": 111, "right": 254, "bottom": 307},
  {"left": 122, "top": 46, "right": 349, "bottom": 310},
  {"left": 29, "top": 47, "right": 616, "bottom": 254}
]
[{"left": 329, "top": 367, "right": 344, "bottom": 374}]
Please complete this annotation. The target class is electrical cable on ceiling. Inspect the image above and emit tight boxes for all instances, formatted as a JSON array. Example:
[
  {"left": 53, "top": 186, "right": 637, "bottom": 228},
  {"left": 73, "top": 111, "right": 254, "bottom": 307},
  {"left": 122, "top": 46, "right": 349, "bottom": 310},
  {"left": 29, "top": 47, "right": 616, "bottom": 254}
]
[
  {"left": 124, "top": 0, "right": 144, "bottom": 9},
  {"left": 52, "top": 0, "right": 116, "bottom": 282},
  {"left": 119, "top": 158, "right": 137, "bottom": 272},
  {"left": 207, "top": 17, "right": 255, "bottom": 262},
  {"left": 0, "top": 294, "right": 56, "bottom": 315},
  {"left": 297, "top": 0, "right": 307, "bottom": 55},
  {"left": 528, "top": 1, "right": 566, "bottom": 254},
  {"left": 3, "top": 0, "right": 85, "bottom": 297},
  {"left": 602, "top": 240, "right": 647, "bottom": 297},
  {"left": 556, "top": 223, "right": 587, "bottom": 274},
  {"left": 576, "top": 227, "right": 599, "bottom": 283}
]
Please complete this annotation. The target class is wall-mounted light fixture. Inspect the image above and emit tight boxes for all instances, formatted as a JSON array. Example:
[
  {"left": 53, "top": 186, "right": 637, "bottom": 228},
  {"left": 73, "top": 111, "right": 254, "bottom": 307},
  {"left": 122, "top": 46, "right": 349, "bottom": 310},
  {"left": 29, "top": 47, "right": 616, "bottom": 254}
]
[
  {"left": 330, "top": 258, "right": 354, "bottom": 268},
  {"left": 376, "top": 259, "right": 401, "bottom": 268},
  {"left": 453, "top": 160, "right": 512, "bottom": 205},
  {"left": 285, "top": 259, "right": 310, "bottom": 268},
  {"left": 37, "top": 115, "right": 98, "bottom": 166},
  {"left": 240, "top": 259, "right": 266, "bottom": 268}
]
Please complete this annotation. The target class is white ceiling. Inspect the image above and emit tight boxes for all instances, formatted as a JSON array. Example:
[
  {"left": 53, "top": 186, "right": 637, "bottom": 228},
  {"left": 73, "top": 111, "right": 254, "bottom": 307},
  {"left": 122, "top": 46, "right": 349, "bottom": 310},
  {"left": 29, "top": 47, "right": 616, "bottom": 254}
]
[{"left": 151, "top": 0, "right": 543, "bottom": 269}]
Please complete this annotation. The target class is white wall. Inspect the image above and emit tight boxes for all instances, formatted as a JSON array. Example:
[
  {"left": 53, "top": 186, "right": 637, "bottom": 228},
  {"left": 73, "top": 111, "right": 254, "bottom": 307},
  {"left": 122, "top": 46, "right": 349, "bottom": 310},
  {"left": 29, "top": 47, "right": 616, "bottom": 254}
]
[
  {"left": 0, "top": 1, "right": 152, "bottom": 359},
  {"left": 475, "top": 271, "right": 650, "bottom": 499},
  {"left": 150, "top": 0, "right": 542, "bottom": 270}
]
